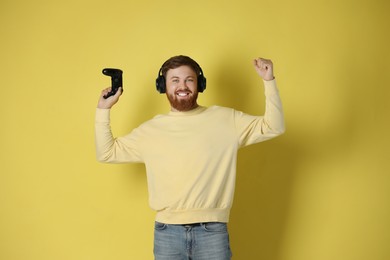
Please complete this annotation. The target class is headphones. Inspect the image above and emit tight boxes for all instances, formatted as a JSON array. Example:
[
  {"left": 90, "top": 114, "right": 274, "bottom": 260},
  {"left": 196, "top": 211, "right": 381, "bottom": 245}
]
[{"left": 155, "top": 63, "right": 207, "bottom": 94}]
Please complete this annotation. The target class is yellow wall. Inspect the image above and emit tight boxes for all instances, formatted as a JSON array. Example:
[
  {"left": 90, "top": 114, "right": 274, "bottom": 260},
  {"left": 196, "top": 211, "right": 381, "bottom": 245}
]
[{"left": 1, "top": 0, "right": 389, "bottom": 259}]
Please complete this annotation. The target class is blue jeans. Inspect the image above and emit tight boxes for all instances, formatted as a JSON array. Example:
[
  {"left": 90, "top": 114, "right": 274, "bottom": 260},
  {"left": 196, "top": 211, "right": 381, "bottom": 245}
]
[{"left": 154, "top": 222, "right": 232, "bottom": 260}]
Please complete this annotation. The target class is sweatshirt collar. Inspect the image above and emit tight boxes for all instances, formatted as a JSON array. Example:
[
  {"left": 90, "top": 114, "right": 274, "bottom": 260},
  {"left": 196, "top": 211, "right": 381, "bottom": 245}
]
[{"left": 168, "top": 106, "right": 207, "bottom": 116}]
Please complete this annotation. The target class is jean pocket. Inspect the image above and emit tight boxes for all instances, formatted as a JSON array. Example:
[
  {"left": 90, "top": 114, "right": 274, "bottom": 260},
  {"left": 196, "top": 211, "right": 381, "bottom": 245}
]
[
  {"left": 202, "top": 222, "right": 228, "bottom": 233},
  {"left": 154, "top": 222, "right": 167, "bottom": 231}
]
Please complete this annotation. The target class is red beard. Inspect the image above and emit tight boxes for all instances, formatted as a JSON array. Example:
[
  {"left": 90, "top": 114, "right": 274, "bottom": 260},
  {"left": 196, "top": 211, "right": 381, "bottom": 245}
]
[{"left": 166, "top": 91, "right": 199, "bottom": 111}]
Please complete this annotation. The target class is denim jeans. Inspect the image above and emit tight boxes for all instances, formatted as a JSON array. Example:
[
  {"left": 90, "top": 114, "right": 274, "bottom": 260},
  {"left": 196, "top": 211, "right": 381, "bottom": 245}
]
[{"left": 154, "top": 222, "right": 232, "bottom": 260}]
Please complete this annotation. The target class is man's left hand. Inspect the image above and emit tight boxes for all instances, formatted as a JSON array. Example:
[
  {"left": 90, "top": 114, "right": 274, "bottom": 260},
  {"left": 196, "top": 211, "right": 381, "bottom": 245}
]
[{"left": 253, "top": 58, "right": 275, "bottom": 81}]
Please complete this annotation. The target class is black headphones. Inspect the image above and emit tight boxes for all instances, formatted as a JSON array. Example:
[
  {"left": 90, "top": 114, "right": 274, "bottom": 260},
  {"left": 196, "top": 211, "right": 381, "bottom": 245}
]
[{"left": 155, "top": 63, "right": 207, "bottom": 94}]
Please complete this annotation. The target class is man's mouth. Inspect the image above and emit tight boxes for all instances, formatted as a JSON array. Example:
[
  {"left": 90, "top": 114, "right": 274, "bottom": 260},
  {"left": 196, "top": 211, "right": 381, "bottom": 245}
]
[{"left": 176, "top": 91, "right": 191, "bottom": 97}]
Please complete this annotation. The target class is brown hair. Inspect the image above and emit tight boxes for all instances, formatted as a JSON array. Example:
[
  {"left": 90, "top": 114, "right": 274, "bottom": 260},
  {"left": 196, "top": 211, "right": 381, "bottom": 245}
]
[{"left": 161, "top": 55, "right": 201, "bottom": 78}]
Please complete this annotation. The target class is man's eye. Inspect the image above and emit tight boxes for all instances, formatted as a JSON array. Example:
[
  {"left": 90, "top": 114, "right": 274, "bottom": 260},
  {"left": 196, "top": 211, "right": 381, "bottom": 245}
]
[
  {"left": 172, "top": 79, "right": 179, "bottom": 83},
  {"left": 186, "top": 79, "right": 194, "bottom": 82}
]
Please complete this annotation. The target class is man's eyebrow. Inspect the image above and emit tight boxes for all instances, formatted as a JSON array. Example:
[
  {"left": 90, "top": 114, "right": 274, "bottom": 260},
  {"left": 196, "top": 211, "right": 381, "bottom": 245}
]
[{"left": 169, "top": 75, "right": 195, "bottom": 79}]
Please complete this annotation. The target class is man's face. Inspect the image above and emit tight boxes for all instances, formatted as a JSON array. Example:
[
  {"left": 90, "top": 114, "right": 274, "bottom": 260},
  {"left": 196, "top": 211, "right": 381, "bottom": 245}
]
[{"left": 165, "top": 65, "right": 199, "bottom": 112}]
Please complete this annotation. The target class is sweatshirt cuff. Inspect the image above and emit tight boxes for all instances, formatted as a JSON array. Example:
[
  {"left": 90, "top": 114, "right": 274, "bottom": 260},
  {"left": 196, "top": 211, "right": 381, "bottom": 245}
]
[
  {"left": 263, "top": 79, "right": 279, "bottom": 95},
  {"left": 95, "top": 108, "right": 111, "bottom": 123}
]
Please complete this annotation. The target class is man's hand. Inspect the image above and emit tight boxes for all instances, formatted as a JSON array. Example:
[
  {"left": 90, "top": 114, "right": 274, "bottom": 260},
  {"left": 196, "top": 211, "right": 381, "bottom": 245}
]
[
  {"left": 253, "top": 58, "right": 275, "bottom": 81},
  {"left": 97, "top": 87, "right": 122, "bottom": 109}
]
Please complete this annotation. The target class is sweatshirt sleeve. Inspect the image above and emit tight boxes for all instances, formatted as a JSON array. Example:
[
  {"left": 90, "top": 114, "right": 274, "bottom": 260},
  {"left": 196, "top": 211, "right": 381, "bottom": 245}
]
[
  {"left": 235, "top": 79, "right": 285, "bottom": 147},
  {"left": 94, "top": 108, "right": 143, "bottom": 163}
]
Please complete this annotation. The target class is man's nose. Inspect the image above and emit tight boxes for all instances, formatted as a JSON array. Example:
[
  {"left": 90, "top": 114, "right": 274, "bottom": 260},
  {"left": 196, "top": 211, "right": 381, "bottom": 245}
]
[{"left": 179, "top": 80, "right": 188, "bottom": 88}]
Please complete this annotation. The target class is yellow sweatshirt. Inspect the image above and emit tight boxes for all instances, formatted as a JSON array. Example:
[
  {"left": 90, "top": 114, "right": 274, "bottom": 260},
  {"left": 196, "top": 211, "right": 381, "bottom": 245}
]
[{"left": 95, "top": 79, "right": 285, "bottom": 224}]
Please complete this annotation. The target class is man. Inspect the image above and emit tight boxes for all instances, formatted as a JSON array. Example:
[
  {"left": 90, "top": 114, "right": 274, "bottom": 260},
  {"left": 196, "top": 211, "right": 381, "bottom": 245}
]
[{"left": 95, "top": 55, "right": 285, "bottom": 259}]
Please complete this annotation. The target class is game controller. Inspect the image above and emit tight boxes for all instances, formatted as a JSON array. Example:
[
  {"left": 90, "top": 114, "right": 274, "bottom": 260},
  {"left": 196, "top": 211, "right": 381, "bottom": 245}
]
[{"left": 102, "top": 68, "right": 123, "bottom": 99}]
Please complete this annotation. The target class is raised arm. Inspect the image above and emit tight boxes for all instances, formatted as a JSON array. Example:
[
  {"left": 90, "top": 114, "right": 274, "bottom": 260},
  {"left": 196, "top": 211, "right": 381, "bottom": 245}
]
[{"left": 254, "top": 57, "right": 285, "bottom": 135}]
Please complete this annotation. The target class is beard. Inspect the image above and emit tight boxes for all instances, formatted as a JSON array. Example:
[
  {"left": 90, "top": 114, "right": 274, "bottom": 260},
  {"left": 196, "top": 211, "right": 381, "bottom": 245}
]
[{"left": 166, "top": 92, "right": 199, "bottom": 112}]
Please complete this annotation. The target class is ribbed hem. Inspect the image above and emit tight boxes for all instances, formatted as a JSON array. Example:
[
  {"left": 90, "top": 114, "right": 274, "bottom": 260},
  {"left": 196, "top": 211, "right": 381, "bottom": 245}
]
[{"left": 155, "top": 208, "right": 230, "bottom": 224}]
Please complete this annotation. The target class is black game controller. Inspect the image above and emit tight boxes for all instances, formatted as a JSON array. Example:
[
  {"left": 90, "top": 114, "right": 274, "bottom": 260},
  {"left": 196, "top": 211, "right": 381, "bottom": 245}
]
[{"left": 102, "top": 68, "right": 123, "bottom": 99}]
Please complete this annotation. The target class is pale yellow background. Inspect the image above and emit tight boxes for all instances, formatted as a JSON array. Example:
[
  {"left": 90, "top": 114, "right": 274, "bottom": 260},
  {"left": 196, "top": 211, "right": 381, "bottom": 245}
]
[{"left": 1, "top": 0, "right": 389, "bottom": 259}]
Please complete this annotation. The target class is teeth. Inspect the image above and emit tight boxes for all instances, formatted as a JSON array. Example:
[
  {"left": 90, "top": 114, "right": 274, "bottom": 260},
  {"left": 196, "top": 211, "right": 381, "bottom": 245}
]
[{"left": 177, "top": 93, "right": 188, "bottom": 96}]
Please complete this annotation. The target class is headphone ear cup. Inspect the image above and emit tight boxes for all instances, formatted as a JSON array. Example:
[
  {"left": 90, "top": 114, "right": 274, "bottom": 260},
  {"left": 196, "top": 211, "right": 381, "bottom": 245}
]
[
  {"left": 198, "top": 75, "right": 206, "bottom": 92},
  {"left": 156, "top": 75, "right": 166, "bottom": 93}
]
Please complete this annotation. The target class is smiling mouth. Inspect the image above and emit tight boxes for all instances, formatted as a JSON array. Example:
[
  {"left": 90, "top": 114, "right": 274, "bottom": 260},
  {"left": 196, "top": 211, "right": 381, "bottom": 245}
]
[{"left": 176, "top": 91, "right": 191, "bottom": 97}]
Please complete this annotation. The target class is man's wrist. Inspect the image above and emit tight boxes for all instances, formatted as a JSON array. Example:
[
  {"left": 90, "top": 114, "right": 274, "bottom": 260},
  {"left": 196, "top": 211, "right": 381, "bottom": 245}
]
[{"left": 263, "top": 76, "right": 275, "bottom": 81}]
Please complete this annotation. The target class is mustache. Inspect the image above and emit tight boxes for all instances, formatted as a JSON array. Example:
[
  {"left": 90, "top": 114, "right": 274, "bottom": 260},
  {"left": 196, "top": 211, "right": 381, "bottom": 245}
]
[{"left": 175, "top": 88, "right": 193, "bottom": 94}]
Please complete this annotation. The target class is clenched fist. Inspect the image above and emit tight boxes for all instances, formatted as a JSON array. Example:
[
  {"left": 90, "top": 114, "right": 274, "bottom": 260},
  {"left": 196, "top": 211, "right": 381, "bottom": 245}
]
[{"left": 253, "top": 58, "right": 275, "bottom": 81}]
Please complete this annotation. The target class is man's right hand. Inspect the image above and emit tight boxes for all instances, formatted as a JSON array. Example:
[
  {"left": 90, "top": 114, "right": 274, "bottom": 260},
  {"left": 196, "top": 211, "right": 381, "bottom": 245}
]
[{"left": 97, "top": 87, "right": 123, "bottom": 109}]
